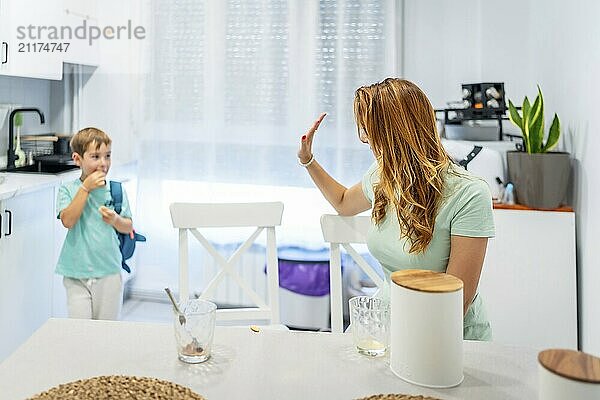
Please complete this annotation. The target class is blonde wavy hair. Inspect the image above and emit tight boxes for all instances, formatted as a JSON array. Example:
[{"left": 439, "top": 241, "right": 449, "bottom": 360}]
[{"left": 354, "top": 78, "right": 451, "bottom": 253}]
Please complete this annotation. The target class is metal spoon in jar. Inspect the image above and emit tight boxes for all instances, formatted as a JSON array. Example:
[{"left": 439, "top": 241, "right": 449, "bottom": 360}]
[{"left": 164, "top": 287, "right": 186, "bottom": 325}]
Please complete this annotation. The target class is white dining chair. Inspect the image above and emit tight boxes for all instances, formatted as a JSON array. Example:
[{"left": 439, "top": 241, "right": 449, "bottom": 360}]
[
  {"left": 320, "top": 214, "right": 384, "bottom": 333},
  {"left": 170, "top": 202, "right": 284, "bottom": 325}
]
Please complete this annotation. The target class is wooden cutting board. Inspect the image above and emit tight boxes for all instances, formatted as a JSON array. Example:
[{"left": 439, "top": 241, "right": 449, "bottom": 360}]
[{"left": 21, "top": 135, "right": 58, "bottom": 142}]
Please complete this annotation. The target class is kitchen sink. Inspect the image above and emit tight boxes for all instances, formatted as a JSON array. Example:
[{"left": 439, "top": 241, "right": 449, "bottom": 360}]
[{"left": 3, "top": 161, "right": 79, "bottom": 174}]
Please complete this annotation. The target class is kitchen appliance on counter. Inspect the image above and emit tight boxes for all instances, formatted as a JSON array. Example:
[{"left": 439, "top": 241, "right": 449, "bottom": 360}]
[
  {"left": 436, "top": 82, "right": 519, "bottom": 142},
  {"left": 53, "top": 134, "right": 73, "bottom": 156},
  {"left": 460, "top": 82, "right": 506, "bottom": 118},
  {"left": 442, "top": 139, "right": 508, "bottom": 200}
]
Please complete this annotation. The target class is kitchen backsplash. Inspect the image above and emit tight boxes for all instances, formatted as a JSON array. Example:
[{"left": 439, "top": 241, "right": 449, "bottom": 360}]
[{"left": 0, "top": 75, "right": 52, "bottom": 156}]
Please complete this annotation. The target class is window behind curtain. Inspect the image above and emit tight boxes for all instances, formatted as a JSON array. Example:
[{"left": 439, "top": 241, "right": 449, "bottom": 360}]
[
  {"left": 148, "top": 0, "right": 205, "bottom": 122},
  {"left": 135, "top": 0, "right": 401, "bottom": 280},
  {"left": 225, "top": 0, "right": 289, "bottom": 127},
  {"left": 142, "top": 0, "right": 400, "bottom": 186}
]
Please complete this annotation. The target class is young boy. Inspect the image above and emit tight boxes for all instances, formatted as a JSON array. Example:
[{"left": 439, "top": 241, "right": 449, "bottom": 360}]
[{"left": 56, "top": 127, "right": 133, "bottom": 320}]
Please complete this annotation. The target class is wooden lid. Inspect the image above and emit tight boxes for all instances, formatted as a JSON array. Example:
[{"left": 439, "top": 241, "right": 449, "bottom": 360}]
[
  {"left": 391, "top": 269, "right": 463, "bottom": 293},
  {"left": 538, "top": 349, "right": 600, "bottom": 383}
]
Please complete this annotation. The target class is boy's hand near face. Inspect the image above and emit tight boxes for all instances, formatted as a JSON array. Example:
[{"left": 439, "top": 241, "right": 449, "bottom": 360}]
[{"left": 83, "top": 170, "right": 106, "bottom": 191}]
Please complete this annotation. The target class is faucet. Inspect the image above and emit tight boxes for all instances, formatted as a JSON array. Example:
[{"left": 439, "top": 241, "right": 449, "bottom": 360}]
[{"left": 7, "top": 108, "right": 45, "bottom": 169}]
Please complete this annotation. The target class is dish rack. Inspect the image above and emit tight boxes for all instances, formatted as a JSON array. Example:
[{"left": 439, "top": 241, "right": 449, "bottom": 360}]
[{"left": 20, "top": 134, "right": 57, "bottom": 157}]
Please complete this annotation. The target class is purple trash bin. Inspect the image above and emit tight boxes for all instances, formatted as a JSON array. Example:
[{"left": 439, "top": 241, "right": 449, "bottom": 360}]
[{"left": 274, "top": 247, "right": 331, "bottom": 330}]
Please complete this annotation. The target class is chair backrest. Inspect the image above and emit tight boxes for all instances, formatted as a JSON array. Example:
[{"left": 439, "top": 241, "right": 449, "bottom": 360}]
[
  {"left": 170, "top": 202, "right": 284, "bottom": 325},
  {"left": 320, "top": 214, "right": 384, "bottom": 333}
]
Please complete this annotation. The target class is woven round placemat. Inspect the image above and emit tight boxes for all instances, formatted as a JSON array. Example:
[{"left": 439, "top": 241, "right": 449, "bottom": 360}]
[
  {"left": 28, "top": 375, "right": 205, "bottom": 400},
  {"left": 356, "top": 395, "right": 442, "bottom": 400}
]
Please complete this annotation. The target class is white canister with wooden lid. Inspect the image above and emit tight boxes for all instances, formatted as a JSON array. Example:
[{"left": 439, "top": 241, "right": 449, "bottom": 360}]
[
  {"left": 538, "top": 349, "right": 600, "bottom": 399},
  {"left": 389, "top": 269, "right": 464, "bottom": 388}
]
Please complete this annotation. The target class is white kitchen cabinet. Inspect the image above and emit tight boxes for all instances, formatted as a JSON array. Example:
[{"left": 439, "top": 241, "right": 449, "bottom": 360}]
[
  {"left": 0, "top": 0, "right": 63, "bottom": 80},
  {"left": 60, "top": 0, "right": 101, "bottom": 66},
  {"left": 52, "top": 198, "right": 68, "bottom": 319},
  {"left": 0, "top": 186, "right": 55, "bottom": 361},
  {"left": 479, "top": 209, "right": 578, "bottom": 349}
]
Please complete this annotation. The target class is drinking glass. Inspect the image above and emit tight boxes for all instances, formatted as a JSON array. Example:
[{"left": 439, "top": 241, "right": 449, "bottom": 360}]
[
  {"left": 174, "top": 298, "right": 217, "bottom": 363},
  {"left": 349, "top": 296, "right": 390, "bottom": 356}
]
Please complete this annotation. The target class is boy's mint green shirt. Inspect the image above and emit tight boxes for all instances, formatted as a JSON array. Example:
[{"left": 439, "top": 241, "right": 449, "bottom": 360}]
[
  {"left": 362, "top": 162, "right": 495, "bottom": 340},
  {"left": 56, "top": 179, "right": 132, "bottom": 279}
]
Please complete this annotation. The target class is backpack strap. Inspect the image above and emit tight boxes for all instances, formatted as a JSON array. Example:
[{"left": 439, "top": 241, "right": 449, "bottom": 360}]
[{"left": 109, "top": 181, "right": 123, "bottom": 215}]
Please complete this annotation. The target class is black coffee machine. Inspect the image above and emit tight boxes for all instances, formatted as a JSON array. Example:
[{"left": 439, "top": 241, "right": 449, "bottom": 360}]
[
  {"left": 437, "top": 82, "right": 509, "bottom": 141},
  {"left": 460, "top": 82, "right": 506, "bottom": 119}
]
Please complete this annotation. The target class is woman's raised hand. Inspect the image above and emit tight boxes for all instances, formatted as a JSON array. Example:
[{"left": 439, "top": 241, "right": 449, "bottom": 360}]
[{"left": 297, "top": 112, "right": 326, "bottom": 164}]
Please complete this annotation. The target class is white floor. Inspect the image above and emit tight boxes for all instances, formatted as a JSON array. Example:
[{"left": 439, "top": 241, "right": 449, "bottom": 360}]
[
  {"left": 120, "top": 296, "right": 340, "bottom": 331},
  {"left": 121, "top": 298, "right": 173, "bottom": 324}
]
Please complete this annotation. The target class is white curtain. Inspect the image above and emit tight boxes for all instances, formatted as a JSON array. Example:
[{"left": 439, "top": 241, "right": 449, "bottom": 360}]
[{"left": 134, "top": 0, "right": 402, "bottom": 293}]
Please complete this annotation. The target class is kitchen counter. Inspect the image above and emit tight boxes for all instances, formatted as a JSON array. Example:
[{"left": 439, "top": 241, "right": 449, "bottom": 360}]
[{"left": 0, "top": 172, "right": 62, "bottom": 201}]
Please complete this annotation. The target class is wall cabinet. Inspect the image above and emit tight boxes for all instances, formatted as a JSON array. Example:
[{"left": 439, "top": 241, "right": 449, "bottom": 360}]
[
  {"left": 479, "top": 209, "right": 578, "bottom": 349},
  {"left": 0, "top": 186, "right": 55, "bottom": 361},
  {"left": 0, "top": 0, "right": 101, "bottom": 80},
  {"left": 0, "top": 0, "right": 63, "bottom": 80},
  {"left": 60, "top": 0, "right": 101, "bottom": 67}
]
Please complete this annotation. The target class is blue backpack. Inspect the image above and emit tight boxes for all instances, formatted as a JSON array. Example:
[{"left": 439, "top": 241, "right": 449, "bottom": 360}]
[{"left": 110, "top": 181, "right": 146, "bottom": 273}]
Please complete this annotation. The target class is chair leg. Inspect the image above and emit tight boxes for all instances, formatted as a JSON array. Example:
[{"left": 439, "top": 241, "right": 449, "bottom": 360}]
[
  {"left": 178, "top": 229, "right": 189, "bottom": 302},
  {"left": 330, "top": 243, "right": 343, "bottom": 333},
  {"left": 266, "top": 227, "right": 280, "bottom": 325}
]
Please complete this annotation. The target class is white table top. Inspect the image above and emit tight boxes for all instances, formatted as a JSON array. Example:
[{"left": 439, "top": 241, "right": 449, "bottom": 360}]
[{"left": 0, "top": 318, "right": 538, "bottom": 399}]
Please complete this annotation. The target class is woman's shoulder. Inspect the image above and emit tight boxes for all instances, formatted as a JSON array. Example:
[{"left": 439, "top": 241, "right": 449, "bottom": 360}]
[
  {"left": 362, "top": 161, "right": 379, "bottom": 186},
  {"left": 361, "top": 161, "right": 379, "bottom": 201},
  {"left": 443, "top": 163, "right": 492, "bottom": 202},
  {"left": 364, "top": 161, "right": 379, "bottom": 178}
]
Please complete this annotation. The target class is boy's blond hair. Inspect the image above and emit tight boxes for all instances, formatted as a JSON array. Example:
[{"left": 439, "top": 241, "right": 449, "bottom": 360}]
[{"left": 70, "top": 127, "right": 112, "bottom": 156}]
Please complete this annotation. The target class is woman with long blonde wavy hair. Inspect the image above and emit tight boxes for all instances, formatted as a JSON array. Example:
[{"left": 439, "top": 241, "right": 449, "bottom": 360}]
[{"left": 298, "top": 78, "right": 495, "bottom": 340}]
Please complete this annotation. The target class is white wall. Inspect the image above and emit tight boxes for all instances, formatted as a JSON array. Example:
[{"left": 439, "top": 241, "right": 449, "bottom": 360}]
[
  {"left": 78, "top": 0, "right": 145, "bottom": 165},
  {"left": 404, "top": 0, "right": 600, "bottom": 354},
  {"left": 403, "top": 0, "right": 482, "bottom": 108}
]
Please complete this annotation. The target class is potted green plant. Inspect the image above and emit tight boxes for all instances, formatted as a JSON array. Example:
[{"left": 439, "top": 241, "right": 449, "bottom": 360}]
[{"left": 506, "top": 86, "right": 570, "bottom": 208}]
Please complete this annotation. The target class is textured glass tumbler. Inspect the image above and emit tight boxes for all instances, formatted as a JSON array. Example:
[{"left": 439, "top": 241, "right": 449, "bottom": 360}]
[
  {"left": 174, "top": 299, "right": 217, "bottom": 363},
  {"left": 349, "top": 296, "right": 390, "bottom": 356}
]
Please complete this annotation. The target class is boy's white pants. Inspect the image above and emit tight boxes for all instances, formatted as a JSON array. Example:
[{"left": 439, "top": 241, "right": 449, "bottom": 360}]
[{"left": 63, "top": 273, "right": 123, "bottom": 320}]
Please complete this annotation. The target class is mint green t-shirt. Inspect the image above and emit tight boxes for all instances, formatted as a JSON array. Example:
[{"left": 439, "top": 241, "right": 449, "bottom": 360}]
[
  {"left": 56, "top": 179, "right": 132, "bottom": 279},
  {"left": 362, "top": 162, "right": 495, "bottom": 340}
]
